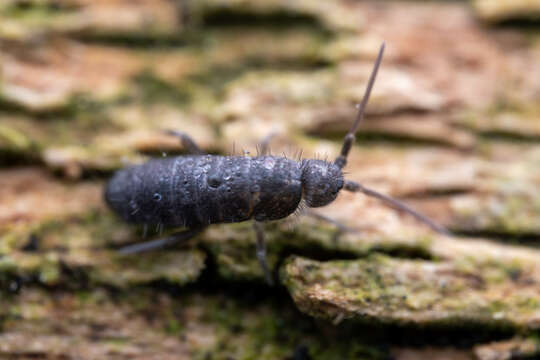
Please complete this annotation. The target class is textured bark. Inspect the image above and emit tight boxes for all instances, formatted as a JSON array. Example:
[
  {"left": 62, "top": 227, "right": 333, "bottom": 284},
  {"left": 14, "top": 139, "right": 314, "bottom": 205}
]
[{"left": 1, "top": 0, "right": 540, "bottom": 359}]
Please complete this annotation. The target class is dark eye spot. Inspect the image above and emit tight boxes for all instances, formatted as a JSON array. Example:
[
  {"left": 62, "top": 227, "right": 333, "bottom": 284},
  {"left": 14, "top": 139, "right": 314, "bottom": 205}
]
[
  {"left": 153, "top": 193, "right": 162, "bottom": 201},
  {"left": 207, "top": 175, "right": 222, "bottom": 188}
]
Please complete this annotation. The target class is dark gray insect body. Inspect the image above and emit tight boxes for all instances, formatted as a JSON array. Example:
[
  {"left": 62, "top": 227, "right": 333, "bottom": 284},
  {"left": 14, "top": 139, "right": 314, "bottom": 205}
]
[
  {"left": 105, "top": 43, "right": 449, "bottom": 285},
  {"left": 106, "top": 155, "right": 319, "bottom": 227}
]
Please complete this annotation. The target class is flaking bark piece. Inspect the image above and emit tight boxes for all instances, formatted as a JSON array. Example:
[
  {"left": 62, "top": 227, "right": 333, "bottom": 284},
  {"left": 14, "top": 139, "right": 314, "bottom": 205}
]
[
  {"left": 281, "top": 255, "right": 540, "bottom": 329},
  {"left": 0, "top": 0, "right": 183, "bottom": 40},
  {"left": 473, "top": 0, "right": 540, "bottom": 22},
  {"left": 0, "top": 40, "right": 199, "bottom": 111},
  {"left": 0, "top": 167, "right": 102, "bottom": 232}
]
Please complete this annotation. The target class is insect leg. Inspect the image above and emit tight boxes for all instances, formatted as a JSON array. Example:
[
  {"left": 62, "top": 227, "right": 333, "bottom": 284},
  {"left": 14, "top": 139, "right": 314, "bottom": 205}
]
[
  {"left": 343, "top": 180, "right": 450, "bottom": 235},
  {"left": 253, "top": 221, "right": 274, "bottom": 286},
  {"left": 163, "top": 130, "right": 205, "bottom": 155},
  {"left": 304, "top": 209, "right": 357, "bottom": 233},
  {"left": 118, "top": 227, "right": 206, "bottom": 254},
  {"left": 304, "top": 210, "right": 358, "bottom": 244}
]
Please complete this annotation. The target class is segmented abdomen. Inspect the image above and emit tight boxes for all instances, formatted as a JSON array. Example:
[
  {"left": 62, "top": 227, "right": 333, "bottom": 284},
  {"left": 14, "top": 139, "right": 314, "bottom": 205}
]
[{"left": 105, "top": 155, "right": 303, "bottom": 227}]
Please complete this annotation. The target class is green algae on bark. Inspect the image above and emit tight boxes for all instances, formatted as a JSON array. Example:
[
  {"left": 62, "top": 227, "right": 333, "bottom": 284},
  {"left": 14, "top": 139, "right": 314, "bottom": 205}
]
[
  {"left": 1, "top": 212, "right": 206, "bottom": 288},
  {"left": 89, "top": 250, "right": 206, "bottom": 288},
  {"left": 1, "top": 246, "right": 205, "bottom": 289},
  {"left": 0, "top": 0, "right": 355, "bottom": 41},
  {"left": 449, "top": 191, "right": 540, "bottom": 236},
  {"left": 281, "top": 255, "right": 540, "bottom": 329},
  {"left": 196, "top": 0, "right": 362, "bottom": 33},
  {"left": 457, "top": 105, "right": 540, "bottom": 141},
  {"left": 0, "top": 288, "right": 194, "bottom": 359},
  {"left": 0, "top": 103, "right": 218, "bottom": 177},
  {"left": 0, "top": 287, "right": 390, "bottom": 360},
  {"left": 201, "top": 220, "right": 436, "bottom": 282},
  {"left": 0, "top": 0, "right": 184, "bottom": 41}
]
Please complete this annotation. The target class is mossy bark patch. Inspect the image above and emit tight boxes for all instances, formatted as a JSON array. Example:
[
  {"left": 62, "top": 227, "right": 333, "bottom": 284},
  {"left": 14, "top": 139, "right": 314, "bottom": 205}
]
[
  {"left": 2, "top": 221, "right": 206, "bottom": 288},
  {"left": 0, "top": 288, "right": 389, "bottom": 360},
  {"left": 282, "top": 255, "right": 540, "bottom": 329},
  {"left": 89, "top": 249, "right": 206, "bottom": 287},
  {"left": 0, "top": 0, "right": 185, "bottom": 40}
]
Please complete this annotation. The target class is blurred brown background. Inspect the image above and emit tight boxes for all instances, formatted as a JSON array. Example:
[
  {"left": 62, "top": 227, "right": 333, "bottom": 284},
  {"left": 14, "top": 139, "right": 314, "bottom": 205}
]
[{"left": 1, "top": 1, "right": 540, "bottom": 359}]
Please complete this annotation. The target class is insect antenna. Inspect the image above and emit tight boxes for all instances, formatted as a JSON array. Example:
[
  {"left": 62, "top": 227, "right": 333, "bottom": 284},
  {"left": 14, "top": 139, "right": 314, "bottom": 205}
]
[
  {"left": 334, "top": 42, "right": 385, "bottom": 169},
  {"left": 343, "top": 180, "right": 450, "bottom": 235}
]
